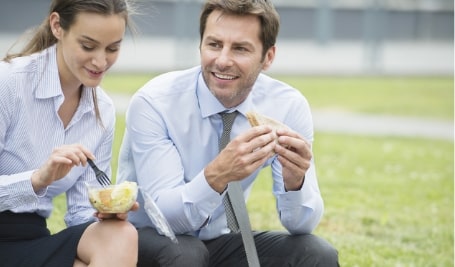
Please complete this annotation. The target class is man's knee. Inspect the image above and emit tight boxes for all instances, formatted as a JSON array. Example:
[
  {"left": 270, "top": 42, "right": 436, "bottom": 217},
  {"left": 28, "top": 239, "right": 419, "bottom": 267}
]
[
  {"left": 297, "top": 234, "right": 339, "bottom": 266},
  {"left": 172, "top": 237, "right": 209, "bottom": 266},
  {"left": 137, "top": 228, "right": 209, "bottom": 267},
  {"left": 149, "top": 240, "right": 209, "bottom": 267}
]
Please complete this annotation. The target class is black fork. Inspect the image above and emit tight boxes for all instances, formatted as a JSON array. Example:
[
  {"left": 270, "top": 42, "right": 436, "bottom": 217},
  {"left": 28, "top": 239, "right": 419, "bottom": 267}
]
[{"left": 87, "top": 159, "right": 111, "bottom": 187}]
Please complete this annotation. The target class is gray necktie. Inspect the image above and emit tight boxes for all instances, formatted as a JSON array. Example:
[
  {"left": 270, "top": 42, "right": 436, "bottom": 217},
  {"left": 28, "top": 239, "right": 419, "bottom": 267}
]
[{"left": 219, "top": 111, "right": 260, "bottom": 267}]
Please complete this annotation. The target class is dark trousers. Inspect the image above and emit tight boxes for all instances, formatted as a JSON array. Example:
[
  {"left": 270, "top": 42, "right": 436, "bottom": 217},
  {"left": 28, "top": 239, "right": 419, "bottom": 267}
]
[{"left": 137, "top": 227, "right": 339, "bottom": 267}]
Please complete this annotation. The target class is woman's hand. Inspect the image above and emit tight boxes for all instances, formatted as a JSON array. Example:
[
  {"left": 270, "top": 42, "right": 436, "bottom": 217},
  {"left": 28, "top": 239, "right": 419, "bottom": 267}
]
[{"left": 31, "top": 144, "right": 95, "bottom": 192}]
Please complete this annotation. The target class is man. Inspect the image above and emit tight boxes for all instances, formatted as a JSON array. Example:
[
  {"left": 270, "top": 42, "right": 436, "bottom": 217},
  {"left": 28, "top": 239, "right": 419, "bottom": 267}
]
[{"left": 118, "top": 0, "right": 339, "bottom": 266}]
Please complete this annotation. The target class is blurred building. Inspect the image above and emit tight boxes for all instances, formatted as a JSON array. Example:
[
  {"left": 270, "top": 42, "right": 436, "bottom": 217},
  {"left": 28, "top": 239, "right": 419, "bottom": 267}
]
[{"left": 0, "top": 0, "right": 453, "bottom": 75}]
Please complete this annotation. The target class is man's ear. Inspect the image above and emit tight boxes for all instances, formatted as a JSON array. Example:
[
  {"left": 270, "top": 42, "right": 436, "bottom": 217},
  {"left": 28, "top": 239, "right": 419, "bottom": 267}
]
[
  {"left": 49, "top": 12, "right": 62, "bottom": 39},
  {"left": 262, "top": 46, "right": 276, "bottom": 71}
]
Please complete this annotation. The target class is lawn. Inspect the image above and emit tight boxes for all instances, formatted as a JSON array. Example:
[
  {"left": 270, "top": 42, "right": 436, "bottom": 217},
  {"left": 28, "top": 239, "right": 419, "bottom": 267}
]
[
  {"left": 101, "top": 74, "right": 454, "bottom": 120},
  {"left": 48, "top": 75, "right": 454, "bottom": 266}
]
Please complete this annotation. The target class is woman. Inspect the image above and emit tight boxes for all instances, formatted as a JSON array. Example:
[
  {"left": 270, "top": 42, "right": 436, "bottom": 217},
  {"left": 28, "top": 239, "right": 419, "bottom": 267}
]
[{"left": 0, "top": 0, "right": 139, "bottom": 266}]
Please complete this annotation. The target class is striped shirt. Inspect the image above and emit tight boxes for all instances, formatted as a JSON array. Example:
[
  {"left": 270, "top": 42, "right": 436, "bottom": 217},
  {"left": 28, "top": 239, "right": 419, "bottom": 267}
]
[{"left": 0, "top": 45, "right": 116, "bottom": 226}]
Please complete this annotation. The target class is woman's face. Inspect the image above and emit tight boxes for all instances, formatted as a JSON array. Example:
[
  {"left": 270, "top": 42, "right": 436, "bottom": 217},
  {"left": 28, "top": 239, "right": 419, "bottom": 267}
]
[
  {"left": 51, "top": 12, "right": 126, "bottom": 90},
  {"left": 200, "top": 10, "right": 275, "bottom": 108}
]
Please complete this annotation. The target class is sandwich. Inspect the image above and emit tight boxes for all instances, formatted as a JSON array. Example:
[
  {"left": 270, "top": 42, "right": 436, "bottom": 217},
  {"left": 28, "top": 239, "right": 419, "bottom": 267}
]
[
  {"left": 246, "top": 111, "right": 292, "bottom": 150},
  {"left": 245, "top": 111, "right": 289, "bottom": 131}
]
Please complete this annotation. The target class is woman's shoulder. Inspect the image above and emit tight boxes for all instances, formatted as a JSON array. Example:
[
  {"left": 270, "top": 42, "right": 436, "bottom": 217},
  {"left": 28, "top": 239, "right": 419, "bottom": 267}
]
[
  {"left": 0, "top": 51, "right": 46, "bottom": 89},
  {"left": 0, "top": 57, "right": 33, "bottom": 97},
  {"left": 94, "top": 87, "right": 116, "bottom": 115},
  {"left": 1, "top": 50, "right": 44, "bottom": 72},
  {"left": 90, "top": 87, "right": 116, "bottom": 130}
]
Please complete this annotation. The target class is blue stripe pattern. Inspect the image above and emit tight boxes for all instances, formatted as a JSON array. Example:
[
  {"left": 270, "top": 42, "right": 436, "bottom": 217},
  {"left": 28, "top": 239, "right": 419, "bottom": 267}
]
[{"left": 0, "top": 45, "right": 116, "bottom": 226}]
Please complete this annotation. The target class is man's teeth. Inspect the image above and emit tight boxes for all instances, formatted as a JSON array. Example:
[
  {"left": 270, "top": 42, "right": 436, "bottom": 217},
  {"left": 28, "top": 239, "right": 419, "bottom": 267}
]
[{"left": 215, "top": 73, "right": 235, "bottom": 80}]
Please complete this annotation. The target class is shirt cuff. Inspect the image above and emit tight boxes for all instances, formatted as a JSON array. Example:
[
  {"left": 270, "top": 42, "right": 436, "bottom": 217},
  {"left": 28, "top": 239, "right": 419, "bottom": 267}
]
[
  {"left": 13, "top": 170, "right": 47, "bottom": 196},
  {"left": 182, "top": 170, "right": 223, "bottom": 215},
  {"left": 0, "top": 170, "right": 45, "bottom": 210},
  {"left": 276, "top": 190, "right": 305, "bottom": 209}
]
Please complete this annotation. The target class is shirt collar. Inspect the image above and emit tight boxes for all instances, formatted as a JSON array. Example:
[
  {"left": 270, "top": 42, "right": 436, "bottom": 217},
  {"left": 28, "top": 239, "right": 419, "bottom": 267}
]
[
  {"left": 34, "top": 44, "right": 95, "bottom": 116},
  {"left": 196, "top": 71, "right": 254, "bottom": 118},
  {"left": 78, "top": 87, "right": 96, "bottom": 116},
  {"left": 34, "top": 44, "right": 62, "bottom": 99}
]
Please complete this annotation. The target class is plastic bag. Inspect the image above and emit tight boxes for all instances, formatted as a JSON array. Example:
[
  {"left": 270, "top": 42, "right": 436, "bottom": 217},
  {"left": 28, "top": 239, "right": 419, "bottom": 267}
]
[{"left": 142, "top": 189, "right": 178, "bottom": 244}]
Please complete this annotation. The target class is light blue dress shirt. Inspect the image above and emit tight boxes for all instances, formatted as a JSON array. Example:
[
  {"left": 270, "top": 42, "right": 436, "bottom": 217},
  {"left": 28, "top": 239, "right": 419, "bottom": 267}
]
[
  {"left": 0, "top": 45, "right": 116, "bottom": 226},
  {"left": 118, "top": 66, "right": 323, "bottom": 240}
]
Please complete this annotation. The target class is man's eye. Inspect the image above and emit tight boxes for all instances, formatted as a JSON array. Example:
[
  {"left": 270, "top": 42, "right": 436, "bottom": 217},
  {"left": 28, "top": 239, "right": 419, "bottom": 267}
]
[{"left": 209, "top": 42, "right": 220, "bottom": 48}]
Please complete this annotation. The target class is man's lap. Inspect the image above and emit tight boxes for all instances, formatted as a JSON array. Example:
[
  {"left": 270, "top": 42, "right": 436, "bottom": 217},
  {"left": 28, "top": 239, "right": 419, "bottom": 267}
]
[{"left": 137, "top": 227, "right": 338, "bottom": 267}]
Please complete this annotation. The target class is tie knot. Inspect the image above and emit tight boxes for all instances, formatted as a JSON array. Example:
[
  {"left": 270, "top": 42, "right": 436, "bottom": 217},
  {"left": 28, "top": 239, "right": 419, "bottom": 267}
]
[{"left": 220, "top": 111, "right": 238, "bottom": 127}]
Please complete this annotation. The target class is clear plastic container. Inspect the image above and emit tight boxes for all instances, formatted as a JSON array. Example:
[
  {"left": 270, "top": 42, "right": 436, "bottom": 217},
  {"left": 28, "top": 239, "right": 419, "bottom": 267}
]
[{"left": 87, "top": 181, "right": 138, "bottom": 213}]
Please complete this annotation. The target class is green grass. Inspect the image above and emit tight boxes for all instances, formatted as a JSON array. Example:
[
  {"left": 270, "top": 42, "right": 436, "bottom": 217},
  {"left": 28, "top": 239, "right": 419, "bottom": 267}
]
[
  {"left": 276, "top": 76, "right": 454, "bottom": 120},
  {"left": 48, "top": 75, "right": 454, "bottom": 266},
  {"left": 249, "top": 134, "right": 453, "bottom": 266},
  {"left": 101, "top": 73, "right": 156, "bottom": 95},
  {"left": 101, "top": 73, "right": 454, "bottom": 120}
]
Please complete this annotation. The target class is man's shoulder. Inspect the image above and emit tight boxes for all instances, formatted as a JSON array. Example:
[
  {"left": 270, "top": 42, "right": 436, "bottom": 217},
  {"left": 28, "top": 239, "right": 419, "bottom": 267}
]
[
  {"left": 255, "top": 73, "right": 305, "bottom": 100},
  {"left": 139, "top": 66, "right": 201, "bottom": 95}
]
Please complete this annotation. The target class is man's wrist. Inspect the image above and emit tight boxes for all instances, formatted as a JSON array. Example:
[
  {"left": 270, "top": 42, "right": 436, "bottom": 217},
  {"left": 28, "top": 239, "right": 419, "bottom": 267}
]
[{"left": 285, "top": 175, "right": 305, "bottom": 192}]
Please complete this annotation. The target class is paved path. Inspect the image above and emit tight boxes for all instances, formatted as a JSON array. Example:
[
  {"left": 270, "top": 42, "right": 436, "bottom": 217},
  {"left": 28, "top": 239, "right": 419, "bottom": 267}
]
[{"left": 110, "top": 94, "right": 454, "bottom": 141}]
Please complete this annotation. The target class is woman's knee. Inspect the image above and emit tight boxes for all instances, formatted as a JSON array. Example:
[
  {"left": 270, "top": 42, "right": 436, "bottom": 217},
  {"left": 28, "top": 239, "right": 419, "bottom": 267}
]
[
  {"left": 113, "top": 220, "right": 139, "bottom": 242},
  {"left": 92, "top": 220, "right": 138, "bottom": 246},
  {"left": 78, "top": 221, "right": 138, "bottom": 266}
]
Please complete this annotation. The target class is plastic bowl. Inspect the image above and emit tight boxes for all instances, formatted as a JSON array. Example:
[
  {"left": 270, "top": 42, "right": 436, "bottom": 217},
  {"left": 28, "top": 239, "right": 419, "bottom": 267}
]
[{"left": 87, "top": 181, "right": 138, "bottom": 213}]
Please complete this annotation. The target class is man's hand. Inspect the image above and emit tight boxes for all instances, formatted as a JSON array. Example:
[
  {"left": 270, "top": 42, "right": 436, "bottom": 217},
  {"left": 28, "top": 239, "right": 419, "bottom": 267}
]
[
  {"left": 274, "top": 128, "right": 312, "bottom": 191},
  {"left": 205, "top": 125, "right": 276, "bottom": 193}
]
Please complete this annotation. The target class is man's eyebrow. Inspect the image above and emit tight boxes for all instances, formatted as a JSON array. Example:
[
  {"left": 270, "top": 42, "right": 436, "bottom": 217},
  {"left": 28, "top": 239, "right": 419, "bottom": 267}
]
[
  {"left": 233, "top": 41, "right": 253, "bottom": 47},
  {"left": 204, "top": 36, "right": 253, "bottom": 46},
  {"left": 204, "top": 35, "right": 218, "bottom": 41}
]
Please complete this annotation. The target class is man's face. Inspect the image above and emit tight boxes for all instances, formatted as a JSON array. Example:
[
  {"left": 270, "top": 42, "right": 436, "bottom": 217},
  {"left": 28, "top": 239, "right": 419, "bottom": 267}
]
[{"left": 200, "top": 10, "right": 275, "bottom": 108}]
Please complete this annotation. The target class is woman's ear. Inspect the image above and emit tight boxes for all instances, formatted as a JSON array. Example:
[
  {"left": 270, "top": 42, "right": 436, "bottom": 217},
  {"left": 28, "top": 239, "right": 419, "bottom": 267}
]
[{"left": 49, "top": 12, "right": 62, "bottom": 39}]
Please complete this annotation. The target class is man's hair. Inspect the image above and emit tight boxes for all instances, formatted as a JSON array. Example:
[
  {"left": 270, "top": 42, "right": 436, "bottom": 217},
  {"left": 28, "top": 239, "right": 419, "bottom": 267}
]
[{"left": 199, "top": 0, "right": 280, "bottom": 59}]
